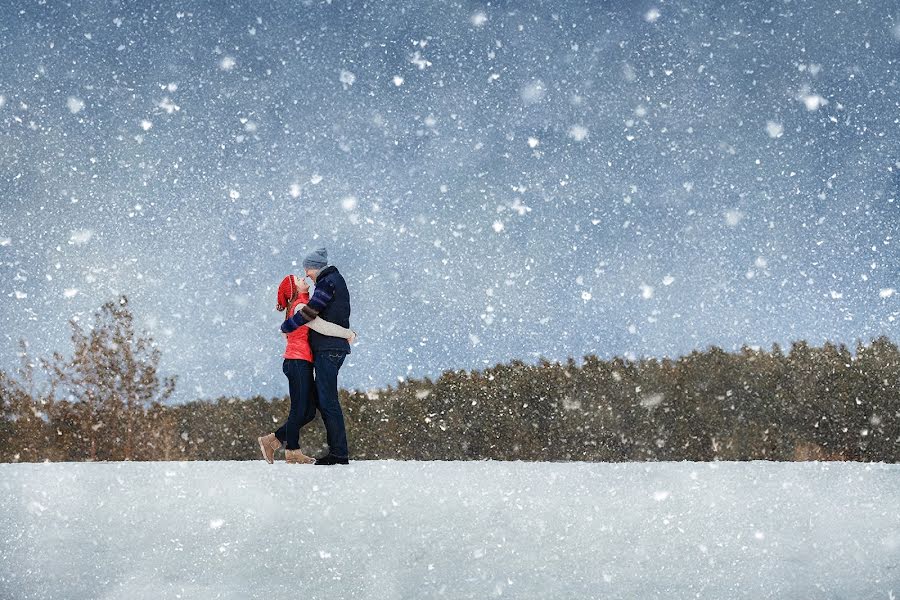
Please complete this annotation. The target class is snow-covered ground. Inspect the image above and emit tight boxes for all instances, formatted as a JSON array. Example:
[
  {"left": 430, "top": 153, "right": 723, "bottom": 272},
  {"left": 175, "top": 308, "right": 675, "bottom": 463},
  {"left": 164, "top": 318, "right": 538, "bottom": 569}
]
[{"left": 1, "top": 460, "right": 898, "bottom": 599}]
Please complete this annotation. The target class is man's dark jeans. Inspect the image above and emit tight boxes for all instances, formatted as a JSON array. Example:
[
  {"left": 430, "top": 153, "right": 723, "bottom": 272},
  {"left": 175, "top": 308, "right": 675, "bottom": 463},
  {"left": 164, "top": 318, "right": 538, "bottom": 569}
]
[
  {"left": 313, "top": 350, "right": 349, "bottom": 458},
  {"left": 275, "top": 359, "right": 316, "bottom": 450}
]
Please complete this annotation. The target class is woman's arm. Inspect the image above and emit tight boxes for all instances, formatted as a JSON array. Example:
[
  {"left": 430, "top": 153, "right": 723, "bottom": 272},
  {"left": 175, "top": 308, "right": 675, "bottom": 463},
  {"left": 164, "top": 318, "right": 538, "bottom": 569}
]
[{"left": 296, "top": 303, "right": 355, "bottom": 340}]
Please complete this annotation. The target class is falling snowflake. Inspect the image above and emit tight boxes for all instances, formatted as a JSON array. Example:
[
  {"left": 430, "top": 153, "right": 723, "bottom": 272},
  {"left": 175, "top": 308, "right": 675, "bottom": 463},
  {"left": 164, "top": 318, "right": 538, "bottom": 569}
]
[
  {"left": 158, "top": 97, "right": 180, "bottom": 114},
  {"left": 520, "top": 80, "right": 546, "bottom": 104},
  {"left": 766, "top": 121, "right": 783, "bottom": 138},
  {"left": 67, "top": 97, "right": 85, "bottom": 114},
  {"left": 471, "top": 11, "right": 488, "bottom": 27},
  {"left": 568, "top": 125, "right": 588, "bottom": 141},
  {"left": 69, "top": 230, "right": 94, "bottom": 245},
  {"left": 797, "top": 87, "right": 828, "bottom": 111},
  {"left": 409, "top": 52, "right": 431, "bottom": 70},
  {"left": 339, "top": 69, "right": 356, "bottom": 89},
  {"left": 724, "top": 210, "right": 744, "bottom": 227}
]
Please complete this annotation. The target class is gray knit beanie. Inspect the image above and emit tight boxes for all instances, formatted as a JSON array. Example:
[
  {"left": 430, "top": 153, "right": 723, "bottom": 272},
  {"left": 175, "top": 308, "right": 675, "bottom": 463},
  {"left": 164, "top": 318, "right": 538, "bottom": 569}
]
[{"left": 302, "top": 247, "right": 328, "bottom": 270}]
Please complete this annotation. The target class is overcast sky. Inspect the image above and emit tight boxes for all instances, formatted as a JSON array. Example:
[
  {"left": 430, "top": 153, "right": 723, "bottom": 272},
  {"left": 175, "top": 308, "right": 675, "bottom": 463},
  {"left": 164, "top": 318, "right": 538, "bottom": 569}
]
[{"left": 1, "top": 0, "right": 898, "bottom": 401}]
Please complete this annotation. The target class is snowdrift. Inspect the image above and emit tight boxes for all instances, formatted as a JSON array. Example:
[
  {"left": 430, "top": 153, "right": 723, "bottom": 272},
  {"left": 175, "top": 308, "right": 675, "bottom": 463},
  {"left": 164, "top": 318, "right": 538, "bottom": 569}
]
[{"left": 1, "top": 460, "right": 898, "bottom": 599}]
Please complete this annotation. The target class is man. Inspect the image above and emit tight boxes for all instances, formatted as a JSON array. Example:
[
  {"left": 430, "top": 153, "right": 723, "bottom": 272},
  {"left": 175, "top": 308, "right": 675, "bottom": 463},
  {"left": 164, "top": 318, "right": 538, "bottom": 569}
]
[{"left": 281, "top": 247, "right": 352, "bottom": 465}]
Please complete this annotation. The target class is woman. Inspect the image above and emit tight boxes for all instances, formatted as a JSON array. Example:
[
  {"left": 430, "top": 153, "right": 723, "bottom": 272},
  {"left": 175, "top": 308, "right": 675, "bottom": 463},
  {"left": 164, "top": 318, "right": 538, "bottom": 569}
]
[{"left": 258, "top": 274, "right": 355, "bottom": 464}]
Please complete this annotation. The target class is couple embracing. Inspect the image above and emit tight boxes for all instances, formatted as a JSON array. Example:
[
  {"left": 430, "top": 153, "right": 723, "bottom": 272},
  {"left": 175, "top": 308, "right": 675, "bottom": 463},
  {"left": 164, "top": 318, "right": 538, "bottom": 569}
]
[{"left": 257, "top": 247, "right": 355, "bottom": 466}]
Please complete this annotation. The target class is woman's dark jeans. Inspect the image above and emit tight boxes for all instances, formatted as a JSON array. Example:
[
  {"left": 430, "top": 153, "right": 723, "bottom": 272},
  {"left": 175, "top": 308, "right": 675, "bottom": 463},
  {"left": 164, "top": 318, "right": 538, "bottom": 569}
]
[{"left": 274, "top": 359, "right": 317, "bottom": 450}]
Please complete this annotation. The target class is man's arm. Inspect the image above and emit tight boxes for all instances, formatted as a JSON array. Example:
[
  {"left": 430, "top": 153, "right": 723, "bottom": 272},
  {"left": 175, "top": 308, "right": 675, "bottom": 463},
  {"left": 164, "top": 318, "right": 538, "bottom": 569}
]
[{"left": 280, "top": 279, "right": 336, "bottom": 333}]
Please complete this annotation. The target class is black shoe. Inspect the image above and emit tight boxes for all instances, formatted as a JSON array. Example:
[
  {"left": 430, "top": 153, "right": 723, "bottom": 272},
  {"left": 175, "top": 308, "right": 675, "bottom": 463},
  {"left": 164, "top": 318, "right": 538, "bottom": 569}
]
[{"left": 314, "top": 454, "right": 349, "bottom": 465}]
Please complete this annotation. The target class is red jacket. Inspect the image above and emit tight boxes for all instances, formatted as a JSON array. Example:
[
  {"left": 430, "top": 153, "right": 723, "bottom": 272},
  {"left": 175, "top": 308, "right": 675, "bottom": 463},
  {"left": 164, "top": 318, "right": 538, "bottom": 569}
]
[{"left": 283, "top": 292, "right": 313, "bottom": 361}]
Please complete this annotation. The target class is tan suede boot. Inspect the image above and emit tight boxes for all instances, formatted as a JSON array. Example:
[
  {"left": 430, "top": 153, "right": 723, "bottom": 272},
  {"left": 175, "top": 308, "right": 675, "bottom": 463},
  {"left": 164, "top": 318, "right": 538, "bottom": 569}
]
[
  {"left": 257, "top": 433, "right": 281, "bottom": 464},
  {"left": 285, "top": 449, "right": 316, "bottom": 464}
]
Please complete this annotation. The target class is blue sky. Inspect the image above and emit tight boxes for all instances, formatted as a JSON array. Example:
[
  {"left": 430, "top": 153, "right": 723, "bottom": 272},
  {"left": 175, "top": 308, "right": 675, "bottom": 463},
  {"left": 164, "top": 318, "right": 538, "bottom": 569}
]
[{"left": 0, "top": 0, "right": 898, "bottom": 401}]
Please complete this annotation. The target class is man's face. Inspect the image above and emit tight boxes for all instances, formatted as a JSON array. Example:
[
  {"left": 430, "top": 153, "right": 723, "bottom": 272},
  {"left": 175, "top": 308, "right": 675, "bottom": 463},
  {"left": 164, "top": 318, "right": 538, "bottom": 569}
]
[{"left": 305, "top": 268, "right": 319, "bottom": 282}]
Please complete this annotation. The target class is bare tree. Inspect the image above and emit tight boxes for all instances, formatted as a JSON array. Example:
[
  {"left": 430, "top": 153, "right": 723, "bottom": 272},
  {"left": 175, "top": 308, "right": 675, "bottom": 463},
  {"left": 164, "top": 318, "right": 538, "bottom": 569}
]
[{"left": 46, "top": 297, "right": 176, "bottom": 460}]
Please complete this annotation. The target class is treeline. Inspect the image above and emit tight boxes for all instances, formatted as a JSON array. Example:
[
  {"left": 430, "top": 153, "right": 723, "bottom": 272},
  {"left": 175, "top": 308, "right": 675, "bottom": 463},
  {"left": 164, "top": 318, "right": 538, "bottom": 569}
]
[{"left": 1, "top": 298, "right": 898, "bottom": 463}]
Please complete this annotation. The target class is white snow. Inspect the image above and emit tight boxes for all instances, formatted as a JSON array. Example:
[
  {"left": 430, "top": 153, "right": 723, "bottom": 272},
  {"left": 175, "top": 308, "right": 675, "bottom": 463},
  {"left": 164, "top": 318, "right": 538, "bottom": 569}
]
[
  {"left": 219, "top": 56, "right": 236, "bottom": 71},
  {"left": 66, "top": 97, "right": 85, "bottom": 114},
  {"left": 724, "top": 209, "right": 744, "bottom": 227},
  {"left": 568, "top": 124, "right": 588, "bottom": 142},
  {"left": 409, "top": 52, "right": 431, "bottom": 70},
  {"left": 644, "top": 8, "right": 661, "bottom": 23},
  {"left": 520, "top": 80, "right": 546, "bottom": 104},
  {"left": 797, "top": 87, "right": 828, "bottom": 111},
  {"left": 765, "top": 121, "right": 783, "bottom": 138},
  {"left": 157, "top": 97, "right": 180, "bottom": 114},
  {"left": 339, "top": 69, "right": 356, "bottom": 89},
  {"left": 510, "top": 198, "right": 530, "bottom": 216},
  {"left": 641, "top": 392, "right": 664, "bottom": 408},
  {"left": 68, "top": 229, "right": 94, "bottom": 245},
  {"left": 470, "top": 12, "right": 488, "bottom": 27},
  {"left": 880, "top": 288, "right": 895, "bottom": 299},
  {"left": 1, "top": 461, "right": 896, "bottom": 598}
]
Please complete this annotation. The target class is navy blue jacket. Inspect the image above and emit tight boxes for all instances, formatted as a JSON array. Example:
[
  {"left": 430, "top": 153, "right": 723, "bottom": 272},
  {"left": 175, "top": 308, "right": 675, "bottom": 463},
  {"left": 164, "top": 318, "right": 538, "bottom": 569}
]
[{"left": 281, "top": 265, "right": 352, "bottom": 354}]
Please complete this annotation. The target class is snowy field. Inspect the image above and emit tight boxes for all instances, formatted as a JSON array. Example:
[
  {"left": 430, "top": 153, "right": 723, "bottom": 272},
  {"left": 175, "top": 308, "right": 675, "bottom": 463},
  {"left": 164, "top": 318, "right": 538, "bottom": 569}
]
[{"left": 1, "top": 461, "right": 898, "bottom": 599}]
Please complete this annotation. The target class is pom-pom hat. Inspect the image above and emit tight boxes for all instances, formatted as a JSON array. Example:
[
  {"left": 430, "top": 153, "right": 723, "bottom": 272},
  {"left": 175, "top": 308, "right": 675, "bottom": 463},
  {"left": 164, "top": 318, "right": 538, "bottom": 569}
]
[{"left": 276, "top": 275, "right": 300, "bottom": 311}]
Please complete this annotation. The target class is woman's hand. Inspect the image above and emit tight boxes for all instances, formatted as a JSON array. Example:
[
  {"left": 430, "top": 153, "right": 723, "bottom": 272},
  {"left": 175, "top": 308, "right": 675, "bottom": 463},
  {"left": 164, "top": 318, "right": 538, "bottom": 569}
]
[{"left": 347, "top": 330, "right": 357, "bottom": 344}]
